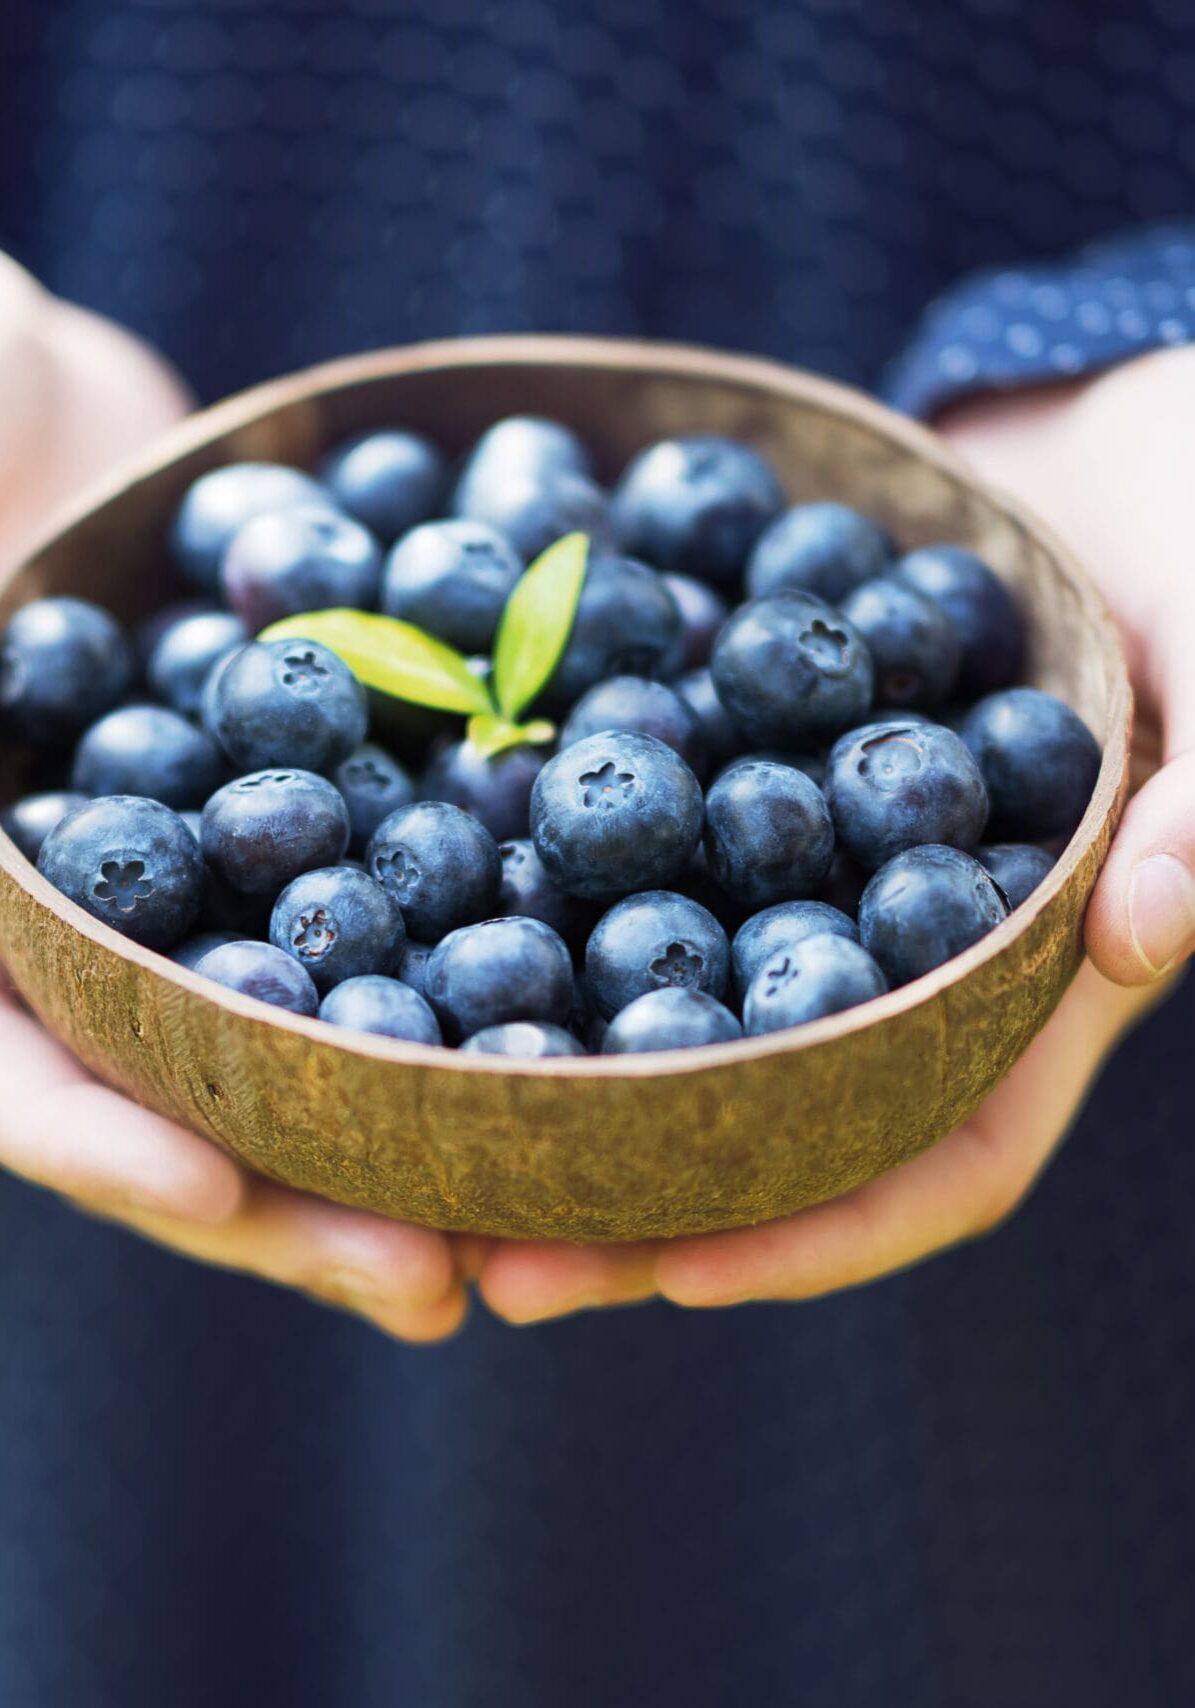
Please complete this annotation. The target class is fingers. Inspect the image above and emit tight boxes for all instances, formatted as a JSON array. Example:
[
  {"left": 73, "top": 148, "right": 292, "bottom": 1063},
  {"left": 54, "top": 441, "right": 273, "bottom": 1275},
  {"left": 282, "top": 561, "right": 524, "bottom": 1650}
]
[
  {"left": 0, "top": 981, "right": 245, "bottom": 1223},
  {"left": 453, "top": 1234, "right": 498, "bottom": 1284},
  {"left": 1085, "top": 749, "right": 1195, "bottom": 984},
  {"left": 103, "top": 1182, "right": 467, "bottom": 1343},
  {"left": 479, "top": 1237, "right": 660, "bottom": 1326},
  {"left": 480, "top": 964, "right": 1160, "bottom": 1325},
  {"left": 655, "top": 962, "right": 1160, "bottom": 1308},
  {"left": 0, "top": 982, "right": 465, "bottom": 1343}
]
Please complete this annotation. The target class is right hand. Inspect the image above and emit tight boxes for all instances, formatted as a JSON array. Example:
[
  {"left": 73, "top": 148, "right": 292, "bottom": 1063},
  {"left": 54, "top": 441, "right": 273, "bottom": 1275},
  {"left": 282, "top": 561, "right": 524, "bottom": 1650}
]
[{"left": 0, "top": 255, "right": 473, "bottom": 1341}]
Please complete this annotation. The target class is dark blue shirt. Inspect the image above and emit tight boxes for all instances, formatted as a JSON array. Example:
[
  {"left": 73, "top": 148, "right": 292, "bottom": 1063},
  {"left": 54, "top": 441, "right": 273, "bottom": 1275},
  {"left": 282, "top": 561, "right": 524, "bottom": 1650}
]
[{"left": 2, "top": 5, "right": 1193, "bottom": 1706}]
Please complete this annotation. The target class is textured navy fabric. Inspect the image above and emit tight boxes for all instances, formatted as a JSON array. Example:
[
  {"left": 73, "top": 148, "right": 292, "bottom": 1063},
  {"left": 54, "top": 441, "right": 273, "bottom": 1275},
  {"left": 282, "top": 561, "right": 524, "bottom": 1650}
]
[
  {"left": 889, "top": 222, "right": 1195, "bottom": 414},
  {"left": 2, "top": 5, "right": 1195, "bottom": 1706}
]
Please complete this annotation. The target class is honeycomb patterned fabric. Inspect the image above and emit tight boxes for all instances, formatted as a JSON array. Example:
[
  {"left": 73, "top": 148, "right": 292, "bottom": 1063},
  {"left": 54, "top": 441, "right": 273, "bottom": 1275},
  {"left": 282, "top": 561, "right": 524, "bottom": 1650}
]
[
  {"left": 2, "top": 4, "right": 1195, "bottom": 1706},
  {"left": 889, "top": 224, "right": 1195, "bottom": 413}
]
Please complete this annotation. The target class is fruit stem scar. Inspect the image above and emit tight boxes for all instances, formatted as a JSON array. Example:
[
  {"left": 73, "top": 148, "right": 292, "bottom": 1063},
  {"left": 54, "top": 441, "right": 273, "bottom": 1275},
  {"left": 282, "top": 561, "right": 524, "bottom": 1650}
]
[
  {"left": 292, "top": 908, "right": 337, "bottom": 959},
  {"left": 800, "top": 617, "right": 851, "bottom": 671},
  {"left": 279, "top": 649, "right": 331, "bottom": 691},
  {"left": 94, "top": 858, "right": 153, "bottom": 913},
  {"left": 650, "top": 941, "right": 704, "bottom": 985},
  {"left": 579, "top": 760, "right": 636, "bottom": 808}
]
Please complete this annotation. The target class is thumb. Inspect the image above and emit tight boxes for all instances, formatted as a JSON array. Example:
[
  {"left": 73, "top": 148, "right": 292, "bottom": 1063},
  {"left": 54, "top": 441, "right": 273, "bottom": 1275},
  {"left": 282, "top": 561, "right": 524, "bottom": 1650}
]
[{"left": 1085, "top": 636, "right": 1195, "bottom": 986}]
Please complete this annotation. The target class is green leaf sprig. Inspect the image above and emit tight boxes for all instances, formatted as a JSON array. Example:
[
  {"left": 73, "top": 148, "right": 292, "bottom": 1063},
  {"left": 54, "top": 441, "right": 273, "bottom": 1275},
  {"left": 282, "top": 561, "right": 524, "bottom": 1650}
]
[{"left": 260, "top": 531, "right": 589, "bottom": 759}]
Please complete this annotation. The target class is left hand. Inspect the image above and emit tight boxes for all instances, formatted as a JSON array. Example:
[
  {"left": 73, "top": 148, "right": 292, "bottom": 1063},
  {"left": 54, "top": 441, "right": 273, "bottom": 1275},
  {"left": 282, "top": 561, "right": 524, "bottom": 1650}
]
[
  {"left": 478, "top": 346, "right": 1195, "bottom": 1324},
  {"left": 0, "top": 256, "right": 475, "bottom": 1343}
]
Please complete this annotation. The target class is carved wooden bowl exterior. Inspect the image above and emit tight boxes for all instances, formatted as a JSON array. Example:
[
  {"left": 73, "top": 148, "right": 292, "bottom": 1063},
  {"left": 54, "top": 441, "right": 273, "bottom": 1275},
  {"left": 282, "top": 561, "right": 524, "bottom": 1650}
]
[{"left": 0, "top": 337, "right": 1131, "bottom": 1241}]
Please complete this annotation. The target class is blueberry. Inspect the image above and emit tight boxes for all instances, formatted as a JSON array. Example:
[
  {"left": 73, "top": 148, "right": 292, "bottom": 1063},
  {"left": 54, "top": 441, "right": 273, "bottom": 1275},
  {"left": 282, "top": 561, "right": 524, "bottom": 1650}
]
[
  {"left": 674, "top": 668, "right": 745, "bottom": 773},
  {"left": 825, "top": 720, "right": 989, "bottom": 870},
  {"left": 209, "top": 638, "right": 367, "bottom": 773},
  {"left": 193, "top": 939, "right": 319, "bottom": 1016},
  {"left": 704, "top": 759, "right": 835, "bottom": 910},
  {"left": 676, "top": 843, "right": 745, "bottom": 936},
  {"left": 960, "top": 688, "right": 1101, "bottom": 842},
  {"left": 169, "top": 929, "right": 241, "bottom": 970},
  {"left": 611, "top": 435, "right": 783, "bottom": 587},
  {"left": 567, "top": 972, "right": 606, "bottom": 1051},
  {"left": 711, "top": 590, "right": 873, "bottom": 747},
  {"left": 496, "top": 838, "right": 594, "bottom": 952},
  {"left": 333, "top": 741, "right": 415, "bottom": 853},
  {"left": 171, "top": 462, "right": 328, "bottom": 592},
  {"left": 585, "top": 889, "right": 730, "bottom": 1019},
  {"left": 38, "top": 795, "right": 204, "bottom": 949},
  {"left": 319, "top": 975, "right": 443, "bottom": 1045},
  {"left": 866, "top": 706, "right": 934, "bottom": 727},
  {"left": 659, "top": 572, "right": 730, "bottom": 674},
  {"left": 1, "top": 790, "right": 89, "bottom": 863},
  {"left": 601, "top": 987, "right": 743, "bottom": 1053},
  {"left": 147, "top": 610, "right": 249, "bottom": 717},
  {"left": 539, "top": 553, "right": 683, "bottom": 713},
  {"left": 197, "top": 644, "right": 243, "bottom": 742},
  {"left": 364, "top": 689, "right": 456, "bottom": 772},
  {"left": 743, "top": 935, "right": 888, "bottom": 1034},
  {"left": 456, "top": 416, "right": 594, "bottom": 493},
  {"left": 71, "top": 705, "right": 227, "bottom": 809},
  {"left": 454, "top": 467, "right": 613, "bottom": 563},
  {"left": 817, "top": 850, "right": 870, "bottom": 919},
  {"left": 394, "top": 937, "right": 435, "bottom": 1000},
  {"left": 0, "top": 597, "right": 133, "bottom": 746},
  {"left": 421, "top": 738, "right": 545, "bottom": 842},
  {"left": 220, "top": 504, "right": 383, "bottom": 631},
  {"left": 530, "top": 730, "right": 704, "bottom": 900},
  {"left": 559, "top": 676, "right": 703, "bottom": 772},
  {"left": 202, "top": 769, "right": 350, "bottom": 895},
  {"left": 747, "top": 502, "right": 893, "bottom": 603},
  {"left": 319, "top": 429, "right": 447, "bottom": 541},
  {"left": 840, "top": 578, "right": 961, "bottom": 707},
  {"left": 859, "top": 844, "right": 1009, "bottom": 987},
  {"left": 425, "top": 916, "right": 574, "bottom": 1041},
  {"left": 196, "top": 865, "right": 273, "bottom": 938},
  {"left": 460, "top": 1022, "right": 587, "bottom": 1058},
  {"left": 270, "top": 865, "right": 405, "bottom": 993},
  {"left": 380, "top": 519, "right": 522, "bottom": 654},
  {"left": 135, "top": 598, "right": 216, "bottom": 675},
  {"left": 719, "top": 748, "right": 826, "bottom": 788},
  {"left": 976, "top": 842, "right": 1057, "bottom": 910},
  {"left": 732, "top": 899, "right": 859, "bottom": 997},
  {"left": 889, "top": 546, "right": 1025, "bottom": 698},
  {"left": 366, "top": 800, "right": 502, "bottom": 941},
  {"left": 786, "top": 751, "right": 828, "bottom": 789}
]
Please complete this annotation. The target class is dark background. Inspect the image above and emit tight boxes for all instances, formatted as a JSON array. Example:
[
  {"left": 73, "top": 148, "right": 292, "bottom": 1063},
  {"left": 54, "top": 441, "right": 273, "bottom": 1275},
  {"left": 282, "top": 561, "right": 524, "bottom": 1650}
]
[{"left": 1, "top": 3, "right": 1194, "bottom": 1705}]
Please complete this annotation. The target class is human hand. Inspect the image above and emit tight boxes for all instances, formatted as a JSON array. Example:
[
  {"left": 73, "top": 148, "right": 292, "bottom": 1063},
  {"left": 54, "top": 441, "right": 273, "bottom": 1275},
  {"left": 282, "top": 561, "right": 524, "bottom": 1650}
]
[
  {"left": 0, "top": 256, "right": 470, "bottom": 1340},
  {"left": 478, "top": 347, "right": 1195, "bottom": 1323}
]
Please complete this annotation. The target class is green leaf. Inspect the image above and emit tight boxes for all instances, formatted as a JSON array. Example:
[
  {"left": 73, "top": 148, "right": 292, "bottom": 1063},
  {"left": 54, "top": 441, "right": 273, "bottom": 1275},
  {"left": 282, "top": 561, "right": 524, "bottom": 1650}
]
[
  {"left": 466, "top": 714, "right": 557, "bottom": 760},
  {"left": 259, "top": 609, "right": 494, "bottom": 715},
  {"left": 492, "top": 532, "right": 589, "bottom": 720}
]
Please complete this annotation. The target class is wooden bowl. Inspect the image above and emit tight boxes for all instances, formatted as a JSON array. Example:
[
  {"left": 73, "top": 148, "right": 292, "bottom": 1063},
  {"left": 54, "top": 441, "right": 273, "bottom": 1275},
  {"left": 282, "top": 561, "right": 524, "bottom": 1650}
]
[{"left": 0, "top": 337, "right": 1131, "bottom": 1241}]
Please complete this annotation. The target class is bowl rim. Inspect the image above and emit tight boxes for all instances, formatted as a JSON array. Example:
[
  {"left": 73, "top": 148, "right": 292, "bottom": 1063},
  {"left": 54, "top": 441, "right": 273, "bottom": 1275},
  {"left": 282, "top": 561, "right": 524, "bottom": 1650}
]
[{"left": 0, "top": 333, "right": 1132, "bottom": 1079}]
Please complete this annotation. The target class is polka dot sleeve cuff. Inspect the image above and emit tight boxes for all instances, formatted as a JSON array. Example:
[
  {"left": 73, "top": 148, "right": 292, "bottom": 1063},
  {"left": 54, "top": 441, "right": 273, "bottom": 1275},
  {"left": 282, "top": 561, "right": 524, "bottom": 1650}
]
[{"left": 882, "top": 224, "right": 1195, "bottom": 419}]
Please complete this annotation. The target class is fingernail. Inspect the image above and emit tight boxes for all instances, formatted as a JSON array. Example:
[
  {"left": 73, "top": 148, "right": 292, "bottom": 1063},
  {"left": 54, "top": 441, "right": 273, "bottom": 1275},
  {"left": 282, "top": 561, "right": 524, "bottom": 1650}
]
[{"left": 1128, "top": 854, "right": 1195, "bottom": 973}]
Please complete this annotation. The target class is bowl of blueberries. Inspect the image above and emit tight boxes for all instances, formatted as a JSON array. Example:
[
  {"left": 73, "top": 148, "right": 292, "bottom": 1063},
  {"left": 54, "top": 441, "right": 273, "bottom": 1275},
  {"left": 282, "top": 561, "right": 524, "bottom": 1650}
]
[{"left": 0, "top": 336, "right": 1130, "bottom": 1240}]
